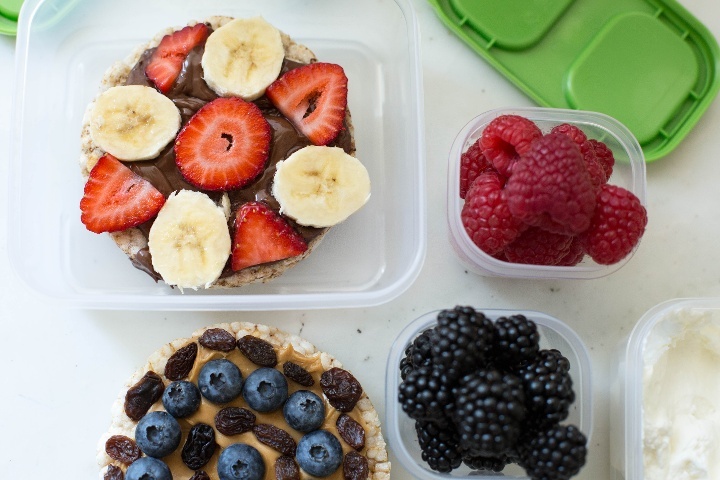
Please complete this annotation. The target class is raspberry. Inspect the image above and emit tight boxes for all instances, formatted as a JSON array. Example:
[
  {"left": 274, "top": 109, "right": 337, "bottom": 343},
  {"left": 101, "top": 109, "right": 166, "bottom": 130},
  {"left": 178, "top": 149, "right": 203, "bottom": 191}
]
[
  {"left": 550, "top": 124, "right": 587, "bottom": 145},
  {"left": 460, "top": 139, "right": 495, "bottom": 199},
  {"left": 461, "top": 172, "right": 525, "bottom": 256},
  {"left": 503, "top": 227, "right": 573, "bottom": 266},
  {"left": 556, "top": 237, "right": 585, "bottom": 266},
  {"left": 480, "top": 115, "right": 542, "bottom": 177},
  {"left": 552, "top": 124, "right": 606, "bottom": 190},
  {"left": 588, "top": 139, "right": 615, "bottom": 179},
  {"left": 581, "top": 184, "right": 647, "bottom": 265},
  {"left": 506, "top": 133, "right": 596, "bottom": 235}
]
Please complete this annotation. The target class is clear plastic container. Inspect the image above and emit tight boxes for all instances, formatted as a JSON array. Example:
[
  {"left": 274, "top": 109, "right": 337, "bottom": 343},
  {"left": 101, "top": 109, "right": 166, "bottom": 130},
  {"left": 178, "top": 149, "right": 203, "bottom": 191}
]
[
  {"left": 447, "top": 107, "right": 647, "bottom": 280},
  {"left": 385, "top": 308, "right": 594, "bottom": 480},
  {"left": 8, "top": 0, "right": 425, "bottom": 310}
]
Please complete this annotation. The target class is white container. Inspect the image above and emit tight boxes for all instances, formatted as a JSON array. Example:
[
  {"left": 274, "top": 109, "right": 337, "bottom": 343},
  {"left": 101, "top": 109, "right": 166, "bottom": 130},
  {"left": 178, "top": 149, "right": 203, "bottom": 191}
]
[
  {"left": 8, "top": 0, "right": 425, "bottom": 310},
  {"left": 385, "top": 308, "right": 594, "bottom": 480},
  {"left": 447, "top": 107, "right": 647, "bottom": 280}
]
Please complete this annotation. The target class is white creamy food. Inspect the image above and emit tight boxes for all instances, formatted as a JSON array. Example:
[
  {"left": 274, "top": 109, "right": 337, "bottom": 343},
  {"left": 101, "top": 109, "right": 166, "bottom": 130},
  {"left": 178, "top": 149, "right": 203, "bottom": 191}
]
[{"left": 643, "top": 307, "right": 720, "bottom": 480}]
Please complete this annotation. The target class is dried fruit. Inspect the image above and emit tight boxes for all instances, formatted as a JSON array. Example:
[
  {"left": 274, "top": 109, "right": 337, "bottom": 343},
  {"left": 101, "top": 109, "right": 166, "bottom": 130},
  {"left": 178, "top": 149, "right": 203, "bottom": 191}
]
[
  {"left": 199, "top": 328, "right": 236, "bottom": 352},
  {"left": 189, "top": 472, "right": 210, "bottom": 480},
  {"left": 105, "top": 435, "right": 142, "bottom": 465},
  {"left": 181, "top": 423, "right": 217, "bottom": 470},
  {"left": 252, "top": 424, "right": 297, "bottom": 457},
  {"left": 320, "top": 367, "right": 363, "bottom": 412},
  {"left": 124, "top": 371, "right": 165, "bottom": 421},
  {"left": 337, "top": 414, "right": 365, "bottom": 451},
  {"left": 343, "top": 451, "right": 369, "bottom": 480},
  {"left": 237, "top": 335, "right": 278, "bottom": 367},
  {"left": 164, "top": 342, "right": 198, "bottom": 380},
  {"left": 104, "top": 465, "right": 123, "bottom": 480},
  {"left": 215, "top": 406, "right": 256, "bottom": 436},
  {"left": 283, "top": 361, "right": 314, "bottom": 387},
  {"left": 275, "top": 455, "right": 301, "bottom": 480}
]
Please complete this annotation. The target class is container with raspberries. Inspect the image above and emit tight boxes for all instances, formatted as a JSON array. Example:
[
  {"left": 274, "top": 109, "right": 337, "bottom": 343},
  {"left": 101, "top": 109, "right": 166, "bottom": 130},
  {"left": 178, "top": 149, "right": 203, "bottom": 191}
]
[
  {"left": 385, "top": 306, "right": 593, "bottom": 480},
  {"left": 447, "top": 107, "right": 647, "bottom": 279}
]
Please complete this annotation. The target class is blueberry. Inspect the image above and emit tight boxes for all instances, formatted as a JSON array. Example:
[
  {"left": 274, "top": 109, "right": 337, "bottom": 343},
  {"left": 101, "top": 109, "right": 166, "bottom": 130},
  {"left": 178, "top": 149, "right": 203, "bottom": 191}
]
[
  {"left": 283, "top": 390, "right": 325, "bottom": 433},
  {"left": 135, "top": 411, "right": 181, "bottom": 458},
  {"left": 242, "top": 367, "right": 288, "bottom": 413},
  {"left": 217, "top": 443, "right": 265, "bottom": 480},
  {"left": 125, "top": 457, "right": 172, "bottom": 480},
  {"left": 198, "top": 358, "right": 243, "bottom": 404},
  {"left": 162, "top": 380, "right": 201, "bottom": 418},
  {"left": 296, "top": 430, "right": 343, "bottom": 477}
]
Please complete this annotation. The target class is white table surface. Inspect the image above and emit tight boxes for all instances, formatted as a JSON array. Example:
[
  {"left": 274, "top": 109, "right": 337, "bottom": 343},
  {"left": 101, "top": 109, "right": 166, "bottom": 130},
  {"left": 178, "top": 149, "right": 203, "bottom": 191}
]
[{"left": 1, "top": 0, "right": 720, "bottom": 478}]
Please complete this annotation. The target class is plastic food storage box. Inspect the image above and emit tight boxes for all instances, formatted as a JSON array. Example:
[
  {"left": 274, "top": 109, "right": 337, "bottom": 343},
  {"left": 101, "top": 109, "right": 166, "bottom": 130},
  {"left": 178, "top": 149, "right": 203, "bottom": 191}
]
[
  {"left": 447, "top": 107, "right": 647, "bottom": 280},
  {"left": 385, "top": 308, "right": 594, "bottom": 480},
  {"left": 8, "top": 0, "right": 425, "bottom": 310}
]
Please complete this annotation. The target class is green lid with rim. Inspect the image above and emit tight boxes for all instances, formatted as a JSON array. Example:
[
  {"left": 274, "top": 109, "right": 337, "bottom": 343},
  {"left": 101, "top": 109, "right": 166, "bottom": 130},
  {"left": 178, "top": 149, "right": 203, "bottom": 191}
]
[{"left": 0, "top": 0, "right": 23, "bottom": 35}]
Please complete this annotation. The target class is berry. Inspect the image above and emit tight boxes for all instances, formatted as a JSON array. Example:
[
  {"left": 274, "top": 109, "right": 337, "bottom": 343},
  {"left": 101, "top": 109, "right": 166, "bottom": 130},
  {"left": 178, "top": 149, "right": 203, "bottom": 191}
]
[
  {"left": 162, "top": 380, "right": 201, "bottom": 418},
  {"left": 283, "top": 390, "right": 326, "bottom": 433},
  {"left": 174, "top": 97, "right": 272, "bottom": 191},
  {"left": 492, "top": 315, "right": 540, "bottom": 369},
  {"left": 550, "top": 124, "right": 587, "bottom": 145},
  {"left": 398, "top": 365, "right": 453, "bottom": 424},
  {"left": 581, "top": 184, "right": 647, "bottom": 265},
  {"left": 198, "top": 359, "right": 244, "bottom": 404},
  {"left": 125, "top": 457, "right": 172, "bottom": 480},
  {"left": 80, "top": 154, "right": 165, "bottom": 233},
  {"left": 461, "top": 452, "right": 508, "bottom": 472},
  {"left": 231, "top": 201, "right": 308, "bottom": 271},
  {"left": 588, "top": 139, "right": 615, "bottom": 179},
  {"left": 296, "top": 430, "right": 343, "bottom": 477},
  {"left": 135, "top": 411, "right": 182, "bottom": 458},
  {"left": 556, "top": 236, "right": 585, "bottom": 266},
  {"left": 242, "top": 367, "right": 289, "bottom": 413},
  {"left": 503, "top": 227, "right": 573, "bottom": 266},
  {"left": 217, "top": 443, "right": 265, "bottom": 480},
  {"left": 400, "top": 327, "right": 437, "bottom": 380},
  {"left": 461, "top": 172, "right": 525, "bottom": 256},
  {"left": 266, "top": 62, "right": 348, "bottom": 146},
  {"left": 519, "top": 424, "right": 587, "bottom": 480},
  {"left": 506, "top": 133, "right": 596, "bottom": 235},
  {"left": 517, "top": 349, "right": 575, "bottom": 429},
  {"left": 551, "top": 124, "right": 606, "bottom": 190},
  {"left": 480, "top": 115, "right": 542, "bottom": 176},
  {"left": 460, "top": 139, "right": 495, "bottom": 199},
  {"left": 415, "top": 420, "right": 462, "bottom": 473},
  {"left": 145, "top": 23, "right": 209, "bottom": 93}
]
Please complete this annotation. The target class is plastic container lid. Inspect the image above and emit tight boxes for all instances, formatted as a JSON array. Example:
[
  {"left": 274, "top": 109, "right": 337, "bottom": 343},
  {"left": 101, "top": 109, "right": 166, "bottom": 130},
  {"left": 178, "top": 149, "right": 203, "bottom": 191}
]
[
  {"left": 428, "top": 0, "right": 720, "bottom": 161},
  {"left": 0, "top": 0, "right": 23, "bottom": 35}
]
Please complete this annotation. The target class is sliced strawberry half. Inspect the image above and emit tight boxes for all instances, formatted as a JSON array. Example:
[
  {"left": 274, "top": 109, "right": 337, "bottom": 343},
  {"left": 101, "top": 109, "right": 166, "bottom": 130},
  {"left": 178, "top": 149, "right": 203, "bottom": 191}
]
[
  {"left": 174, "top": 97, "right": 272, "bottom": 191},
  {"left": 145, "top": 23, "right": 209, "bottom": 93},
  {"left": 231, "top": 201, "right": 308, "bottom": 271},
  {"left": 265, "top": 62, "right": 348, "bottom": 146},
  {"left": 80, "top": 154, "right": 166, "bottom": 233}
]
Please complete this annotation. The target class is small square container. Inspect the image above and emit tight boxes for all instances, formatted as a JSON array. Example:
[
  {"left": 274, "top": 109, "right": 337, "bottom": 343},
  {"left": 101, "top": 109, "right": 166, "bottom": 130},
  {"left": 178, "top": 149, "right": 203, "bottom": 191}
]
[
  {"left": 610, "top": 298, "right": 720, "bottom": 480},
  {"left": 385, "top": 308, "right": 594, "bottom": 480},
  {"left": 8, "top": 0, "right": 425, "bottom": 310},
  {"left": 447, "top": 107, "right": 647, "bottom": 280}
]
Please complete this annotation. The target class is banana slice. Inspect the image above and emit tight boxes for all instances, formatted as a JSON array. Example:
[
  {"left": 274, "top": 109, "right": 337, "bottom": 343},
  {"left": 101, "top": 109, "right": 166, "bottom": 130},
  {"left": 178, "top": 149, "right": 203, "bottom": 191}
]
[
  {"left": 148, "top": 190, "right": 231, "bottom": 290},
  {"left": 272, "top": 146, "right": 371, "bottom": 228},
  {"left": 89, "top": 85, "right": 181, "bottom": 161},
  {"left": 201, "top": 16, "right": 284, "bottom": 101}
]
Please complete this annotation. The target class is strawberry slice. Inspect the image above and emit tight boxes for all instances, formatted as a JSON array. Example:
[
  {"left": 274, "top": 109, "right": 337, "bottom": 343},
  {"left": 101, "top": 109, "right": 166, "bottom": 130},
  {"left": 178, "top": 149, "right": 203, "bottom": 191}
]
[
  {"left": 145, "top": 23, "right": 209, "bottom": 93},
  {"left": 174, "top": 97, "right": 272, "bottom": 191},
  {"left": 231, "top": 202, "right": 308, "bottom": 271},
  {"left": 265, "top": 62, "right": 348, "bottom": 146},
  {"left": 80, "top": 154, "right": 165, "bottom": 233}
]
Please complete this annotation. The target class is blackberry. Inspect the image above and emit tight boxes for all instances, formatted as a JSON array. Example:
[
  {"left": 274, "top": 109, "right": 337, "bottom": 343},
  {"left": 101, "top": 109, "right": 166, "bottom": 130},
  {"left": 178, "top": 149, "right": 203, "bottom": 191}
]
[
  {"left": 432, "top": 306, "right": 494, "bottom": 384},
  {"left": 451, "top": 368, "right": 526, "bottom": 456},
  {"left": 400, "top": 328, "right": 437, "bottom": 380},
  {"left": 461, "top": 451, "right": 508, "bottom": 472},
  {"left": 398, "top": 365, "right": 453, "bottom": 424},
  {"left": 519, "top": 424, "right": 587, "bottom": 480},
  {"left": 517, "top": 349, "right": 575, "bottom": 429},
  {"left": 492, "top": 314, "right": 540, "bottom": 369},
  {"left": 415, "top": 420, "right": 462, "bottom": 473}
]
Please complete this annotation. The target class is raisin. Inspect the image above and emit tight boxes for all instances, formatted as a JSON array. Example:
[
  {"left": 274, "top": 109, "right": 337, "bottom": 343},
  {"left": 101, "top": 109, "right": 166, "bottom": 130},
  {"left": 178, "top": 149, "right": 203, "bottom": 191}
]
[
  {"left": 164, "top": 342, "right": 198, "bottom": 381},
  {"left": 124, "top": 371, "right": 164, "bottom": 421},
  {"left": 275, "top": 455, "right": 300, "bottom": 480},
  {"left": 252, "top": 424, "right": 297, "bottom": 457},
  {"left": 336, "top": 414, "right": 366, "bottom": 450},
  {"left": 181, "top": 423, "right": 217, "bottom": 470},
  {"left": 283, "top": 361, "right": 315, "bottom": 387},
  {"left": 199, "top": 328, "right": 237, "bottom": 352},
  {"left": 320, "top": 367, "right": 363, "bottom": 412},
  {"left": 343, "top": 451, "right": 369, "bottom": 480},
  {"left": 105, "top": 435, "right": 142, "bottom": 465},
  {"left": 189, "top": 472, "right": 210, "bottom": 480},
  {"left": 104, "top": 465, "right": 123, "bottom": 480},
  {"left": 237, "top": 335, "right": 278, "bottom": 367},
  {"left": 215, "top": 407, "right": 256, "bottom": 436}
]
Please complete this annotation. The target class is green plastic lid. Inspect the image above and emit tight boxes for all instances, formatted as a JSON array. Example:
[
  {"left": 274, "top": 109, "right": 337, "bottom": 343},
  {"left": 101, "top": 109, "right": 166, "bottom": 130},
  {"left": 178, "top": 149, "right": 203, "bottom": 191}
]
[
  {"left": 0, "top": 0, "right": 23, "bottom": 35},
  {"left": 428, "top": 0, "right": 720, "bottom": 161}
]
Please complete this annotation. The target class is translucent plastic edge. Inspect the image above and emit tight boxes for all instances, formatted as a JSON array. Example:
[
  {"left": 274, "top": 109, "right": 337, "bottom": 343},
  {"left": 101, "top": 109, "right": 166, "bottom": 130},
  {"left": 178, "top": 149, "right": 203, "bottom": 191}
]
[
  {"left": 385, "top": 308, "right": 594, "bottom": 480},
  {"left": 6, "top": 0, "right": 427, "bottom": 310},
  {"left": 446, "top": 107, "right": 647, "bottom": 280}
]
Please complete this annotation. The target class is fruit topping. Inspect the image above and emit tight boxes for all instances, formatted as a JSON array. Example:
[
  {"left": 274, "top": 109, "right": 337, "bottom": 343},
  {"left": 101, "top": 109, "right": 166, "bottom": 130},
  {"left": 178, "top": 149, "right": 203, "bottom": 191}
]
[
  {"left": 320, "top": 367, "right": 363, "bottom": 412},
  {"left": 162, "top": 380, "right": 202, "bottom": 418},
  {"left": 336, "top": 414, "right": 366, "bottom": 451},
  {"left": 126, "top": 457, "right": 172, "bottom": 480},
  {"left": 275, "top": 456, "right": 301, "bottom": 480},
  {"left": 198, "top": 358, "right": 244, "bottom": 404},
  {"left": 266, "top": 62, "right": 348, "bottom": 146},
  {"left": 181, "top": 423, "right": 218, "bottom": 470},
  {"left": 479, "top": 114, "right": 542, "bottom": 176},
  {"left": 217, "top": 443, "right": 265, "bottom": 480},
  {"left": 343, "top": 451, "right": 370, "bottom": 480},
  {"left": 164, "top": 342, "right": 198, "bottom": 380},
  {"left": 189, "top": 471, "right": 211, "bottom": 480},
  {"left": 283, "top": 390, "right": 326, "bottom": 433},
  {"left": 105, "top": 435, "right": 142, "bottom": 465},
  {"left": 459, "top": 138, "right": 495, "bottom": 199},
  {"left": 135, "top": 411, "right": 182, "bottom": 458},
  {"left": 215, "top": 406, "right": 256, "bottom": 436},
  {"left": 145, "top": 23, "right": 210, "bottom": 93},
  {"left": 236, "top": 334, "right": 278, "bottom": 367},
  {"left": 242, "top": 367, "right": 289, "bottom": 413},
  {"left": 283, "top": 361, "right": 315, "bottom": 387},
  {"left": 253, "top": 424, "right": 298, "bottom": 457},
  {"left": 104, "top": 465, "right": 123, "bottom": 480},
  {"left": 199, "top": 328, "right": 237, "bottom": 352},
  {"left": 124, "top": 371, "right": 165, "bottom": 421},
  {"left": 296, "top": 430, "right": 343, "bottom": 477}
]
